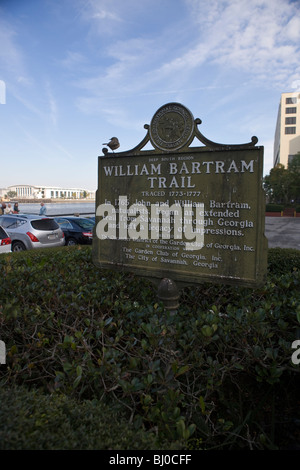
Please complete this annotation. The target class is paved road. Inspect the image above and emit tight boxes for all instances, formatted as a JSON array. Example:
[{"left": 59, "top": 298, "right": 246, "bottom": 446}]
[{"left": 265, "top": 217, "right": 300, "bottom": 250}]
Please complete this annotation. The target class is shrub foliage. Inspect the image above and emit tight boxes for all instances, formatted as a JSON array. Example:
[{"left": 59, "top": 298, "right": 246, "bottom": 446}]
[
  {"left": 0, "top": 383, "right": 177, "bottom": 450},
  {"left": 0, "top": 246, "right": 300, "bottom": 449},
  {"left": 265, "top": 203, "right": 284, "bottom": 213}
]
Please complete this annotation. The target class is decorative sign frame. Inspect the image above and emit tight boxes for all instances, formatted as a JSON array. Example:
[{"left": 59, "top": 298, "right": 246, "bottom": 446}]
[{"left": 92, "top": 103, "right": 268, "bottom": 288}]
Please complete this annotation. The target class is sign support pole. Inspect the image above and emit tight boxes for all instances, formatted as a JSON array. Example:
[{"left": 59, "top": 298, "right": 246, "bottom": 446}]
[{"left": 157, "top": 278, "right": 180, "bottom": 315}]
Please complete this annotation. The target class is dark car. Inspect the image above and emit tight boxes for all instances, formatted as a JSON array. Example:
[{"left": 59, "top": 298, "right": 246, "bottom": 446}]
[{"left": 54, "top": 217, "right": 95, "bottom": 246}]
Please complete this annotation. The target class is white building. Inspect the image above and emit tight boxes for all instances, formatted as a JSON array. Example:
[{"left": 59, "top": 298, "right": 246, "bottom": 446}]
[
  {"left": 5, "top": 184, "right": 95, "bottom": 200},
  {"left": 274, "top": 91, "right": 300, "bottom": 168}
]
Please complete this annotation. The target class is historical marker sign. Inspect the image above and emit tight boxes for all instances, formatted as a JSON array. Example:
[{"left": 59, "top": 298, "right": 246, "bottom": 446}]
[{"left": 93, "top": 103, "right": 268, "bottom": 288}]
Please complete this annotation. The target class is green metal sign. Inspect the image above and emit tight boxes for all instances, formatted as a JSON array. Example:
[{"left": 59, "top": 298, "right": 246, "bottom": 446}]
[{"left": 92, "top": 103, "right": 268, "bottom": 288}]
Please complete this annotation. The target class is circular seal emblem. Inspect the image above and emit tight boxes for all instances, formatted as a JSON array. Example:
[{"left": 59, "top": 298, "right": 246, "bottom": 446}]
[{"left": 149, "top": 103, "right": 195, "bottom": 151}]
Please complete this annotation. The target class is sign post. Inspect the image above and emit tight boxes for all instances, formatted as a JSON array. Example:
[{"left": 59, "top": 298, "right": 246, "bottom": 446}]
[{"left": 93, "top": 103, "right": 268, "bottom": 307}]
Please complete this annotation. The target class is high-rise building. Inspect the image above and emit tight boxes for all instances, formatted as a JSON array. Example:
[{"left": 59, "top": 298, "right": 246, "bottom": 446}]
[{"left": 273, "top": 91, "right": 300, "bottom": 168}]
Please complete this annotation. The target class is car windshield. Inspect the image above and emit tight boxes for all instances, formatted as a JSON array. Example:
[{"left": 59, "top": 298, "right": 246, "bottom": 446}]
[
  {"left": 31, "top": 219, "right": 59, "bottom": 231},
  {"left": 74, "top": 219, "right": 94, "bottom": 230}
]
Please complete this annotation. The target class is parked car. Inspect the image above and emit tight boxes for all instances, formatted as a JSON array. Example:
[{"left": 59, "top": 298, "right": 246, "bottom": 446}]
[
  {"left": 54, "top": 216, "right": 94, "bottom": 246},
  {"left": 0, "top": 226, "right": 12, "bottom": 254},
  {"left": 0, "top": 214, "right": 65, "bottom": 252}
]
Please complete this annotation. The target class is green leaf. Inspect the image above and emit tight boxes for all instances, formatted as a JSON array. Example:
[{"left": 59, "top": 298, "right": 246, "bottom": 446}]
[
  {"left": 199, "top": 395, "right": 206, "bottom": 414},
  {"left": 73, "top": 375, "right": 82, "bottom": 388},
  {"left": 176, "top": 419, "right": 186, "bottom": 438},
  {"left": 175, "top": 365, "right": 190, "bottom": 377},
  {"left": 201, "top": 325, "right": 213, "bottom": 337},
  {"left": 143, "top": 394, "right": 152, "bottom": 406},
  {"left": 62, "top": 362, "right": 72, "bottom": 373},
  {"left": 188, "top": 424, "right": 196, "bottom": 437},
  {"left": 233, "top": 363, "right": 244, "bottom": 370}
]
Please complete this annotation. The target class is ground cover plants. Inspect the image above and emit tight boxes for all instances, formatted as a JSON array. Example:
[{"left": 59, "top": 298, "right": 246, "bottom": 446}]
[{"left": 0, "top": 246, "right": 299, "bottom": 450}]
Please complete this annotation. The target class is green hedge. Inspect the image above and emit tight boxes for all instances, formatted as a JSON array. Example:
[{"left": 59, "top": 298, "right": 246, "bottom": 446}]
[
  {"left": 268, "top": 248, "right": 300, "bottom": 274},
  {"left": 265, "top": 204, "right": 284, "bottom": 212},
  {"left": 0, "top": 383, "right": 179, "bottom": 450},
  {"left": 0, "top": 246, "right": 299, "bottom": 450}
]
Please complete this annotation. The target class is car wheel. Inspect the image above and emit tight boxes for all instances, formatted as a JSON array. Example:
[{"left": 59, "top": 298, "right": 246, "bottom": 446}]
[
  {"left": 12, "top": 241, "right": 26, "bottom": 252},
  {"left": 66, "top": 238, "right": 77, "bottom": 246}
]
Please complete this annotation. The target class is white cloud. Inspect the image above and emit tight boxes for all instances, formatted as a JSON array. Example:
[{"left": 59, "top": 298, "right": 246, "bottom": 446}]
[
  {"left": 76, "top": 0, "right": 126, "bottom": 36},
  {"left": 75, "top": 0, "right": 300, "bottom": 113},
  {"left": 186, "top": 0, "right": 300, "bottom": 85},
  {"left": 60, "top": 51, "right": 87, "bottom": 69},
  {"left": 48, "top": 91, "right": 58, "bottom": 127},
  {"left": 0, "top": 18, "right": 22, "bottom": 73},
  {"left": 285, "top": 15, "right": 300, "bottom": 41},
  {"left": 10, "top": 86, "right": 45, "bottom": 119},
  {"left": 0, "top": 16, "right": 34, "bottom": 88},
  {"left": 90, "top": 8, "right": 122, "bottom": 22}
]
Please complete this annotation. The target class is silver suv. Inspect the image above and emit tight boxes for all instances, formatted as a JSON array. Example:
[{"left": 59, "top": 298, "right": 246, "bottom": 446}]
[{"left": 0, "top": 214, "right": 65, "bottom": 252}]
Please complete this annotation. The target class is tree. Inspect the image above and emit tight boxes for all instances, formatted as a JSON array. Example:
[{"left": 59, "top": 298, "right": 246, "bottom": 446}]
[
  {"left": 288, "top": 153, "right": 300, "bottom": 203},
  {"left": 264, "top": 164, "right": 291, "bottom": 204},
  {"left": 5, "top": 190, "right": 17, "bottom": 199},
  {"left": 263, "top": 154, "right": 300, "bottom": 204}
]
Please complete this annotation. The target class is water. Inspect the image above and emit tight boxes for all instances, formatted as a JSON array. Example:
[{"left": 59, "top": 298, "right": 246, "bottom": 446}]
[{"left": 17, "top": 202, "right": 96, "bottom": 217}]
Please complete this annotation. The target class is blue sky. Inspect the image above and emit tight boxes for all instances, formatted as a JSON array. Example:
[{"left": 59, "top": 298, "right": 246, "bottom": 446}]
[{"left": 1, "top": 0, "right": 300, "bottom": 191}]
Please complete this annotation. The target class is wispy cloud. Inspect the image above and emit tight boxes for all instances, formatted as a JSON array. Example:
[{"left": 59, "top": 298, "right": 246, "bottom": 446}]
[
  {"left": 54, "top": 142, "right": 74, "bottom": 160},
  {"left": 182, "top": 0, "right": 300, "bottom": 85},
  {"left": 9, "top": 84, "right": 45, "bottom": 119},
  {"left": 0, "top": 17, "right": 23, "bottom": 75},
  {"left": 74, "top": 0, "right": 300, "bottom": 119},
  {"left": 45, "top": 82, "right": 58, "bottom": 126},
  {"left": 0, "top": 15, "right": 34, "bottom": 87},
  {"left": 60, "top": 50, "right": 87, "bottom": 69},
  {"left": 76, "top": 0, "right": 125, "bottom": 36}
]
